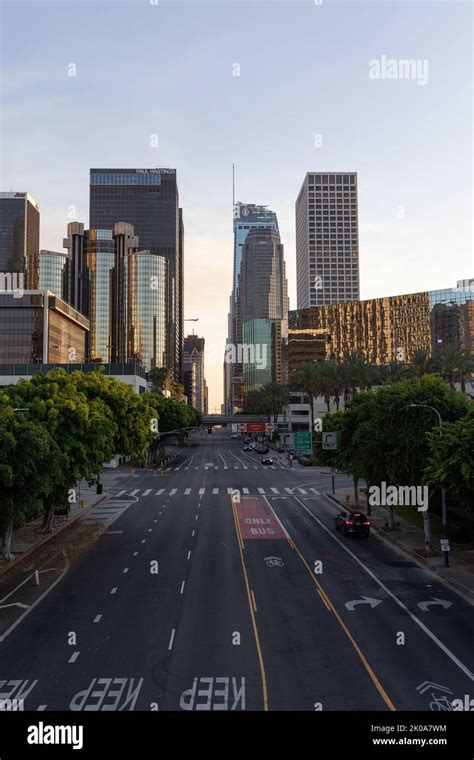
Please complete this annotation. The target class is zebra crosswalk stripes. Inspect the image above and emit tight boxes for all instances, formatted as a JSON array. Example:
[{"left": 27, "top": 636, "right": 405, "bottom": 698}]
[{"left": 107, "top": 487, "right": 325, "bottom": 499}]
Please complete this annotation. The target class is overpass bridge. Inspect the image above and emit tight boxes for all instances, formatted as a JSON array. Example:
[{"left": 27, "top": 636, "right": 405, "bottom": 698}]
[{"left": 201, "top": 415, "right": 266, "bottom": 426}]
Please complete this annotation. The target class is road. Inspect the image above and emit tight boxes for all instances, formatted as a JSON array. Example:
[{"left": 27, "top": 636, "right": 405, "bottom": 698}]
[{"left": 0, "top": 429, "right": 472, "bottom": 712}]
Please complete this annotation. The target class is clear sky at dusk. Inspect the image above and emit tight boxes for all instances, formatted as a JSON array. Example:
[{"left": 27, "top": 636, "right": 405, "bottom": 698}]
[{"left": 1, "top": 0, "right": 472, "bottom": 410}]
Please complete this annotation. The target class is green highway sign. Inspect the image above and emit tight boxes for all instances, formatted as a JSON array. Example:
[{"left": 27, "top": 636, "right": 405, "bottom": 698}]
[{"left": 294, "top": 431, "right": 312, "bottom": 451}]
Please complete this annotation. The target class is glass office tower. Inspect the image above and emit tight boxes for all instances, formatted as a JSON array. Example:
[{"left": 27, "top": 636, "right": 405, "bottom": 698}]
[
  {"left": 38, "top": 250, "right": 69, "bottom": 298},
  {"left": 123, "top": 250, "right": 167, "bottom": 371},
  {"left": 89, "top": 168, "right": 183, "bottom": 379},
  {"left": 0, "top": 192, "right": 40, "bottom": 287},
  {"left": 83, "top": 230, "right": 116, "bottom": 363}
]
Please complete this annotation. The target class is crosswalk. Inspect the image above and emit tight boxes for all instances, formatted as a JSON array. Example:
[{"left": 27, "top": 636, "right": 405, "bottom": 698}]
[
  {"left": 83, "top": 499, "right": 134, "bottom": 525},
  {"left": 164, "top": 463, "right": 288, "bottom": 472},
  {"left": 113, "top": 487, "right": 321, "bottom": 499}
]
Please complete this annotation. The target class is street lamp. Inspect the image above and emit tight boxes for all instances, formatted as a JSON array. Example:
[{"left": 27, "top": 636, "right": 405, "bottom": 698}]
[{"left": 407, "top": 403, "right": 449, "bottom": 567}]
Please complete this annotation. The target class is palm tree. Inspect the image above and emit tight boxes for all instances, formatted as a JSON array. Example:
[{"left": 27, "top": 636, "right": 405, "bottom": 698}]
[
  {"left": 318, "top": 361, "right": 345, "bottom": 411},
  {"left": 433, "top": 345, "right": 474, "bottom": 391},
  {"left": 291, "top": 362, "right": 322, "bottom": 430},
  {"left": 409, "top": 349, "right": 433, "bottom": 378},
  {"left": 340, "top": 350, "right": 377, "bottom": 400},
  {"left": 381, "top": 360, "right": 410, "bottom": 385}
]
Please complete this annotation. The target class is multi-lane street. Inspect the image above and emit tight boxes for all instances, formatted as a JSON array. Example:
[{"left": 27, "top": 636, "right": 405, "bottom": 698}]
[{"left": 0, "top": 429, "right": 472, "bottom": 712}]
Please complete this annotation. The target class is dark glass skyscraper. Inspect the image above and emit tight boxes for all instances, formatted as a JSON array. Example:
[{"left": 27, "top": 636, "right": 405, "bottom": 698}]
[
  {"left": 89, "top": 168, "right": 183, "bottom": 379},
  {"left": 0, "top": 192, "right": 40, "bottom": 287}
]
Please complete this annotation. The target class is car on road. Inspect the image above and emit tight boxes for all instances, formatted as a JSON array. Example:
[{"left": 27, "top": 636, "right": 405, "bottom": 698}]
[
  {"left": 243, "top": 445, "right": 252, "bottom": 451},
  {"left": 261, "top": 456, "right": 274, "bottom": 465},
  {"left": 256, "top": 446, "right": 269, "bottom": 454},
  {"left": 335, "top": 511, "right": 370, "bottom": 537},
  {"left": 250, "top": 442, "right": 258, "bottom": 449}
]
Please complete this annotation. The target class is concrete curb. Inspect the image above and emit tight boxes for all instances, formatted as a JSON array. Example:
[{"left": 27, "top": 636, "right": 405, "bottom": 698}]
[
  {"left": 0, "top": 493, "right": 109, "bottom": 581},
  {"left": 324, "top": 492, "right": 474, "bottom": 605}
]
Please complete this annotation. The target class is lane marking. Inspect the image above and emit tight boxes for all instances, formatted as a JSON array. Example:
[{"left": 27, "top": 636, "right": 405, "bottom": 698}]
[
  {"left": 257, "top": 488, "right": 265, "bottom": 494},
  {"left": 187, "top": 550, "right": 192, "bottom": 560},
  {"left": 142, "top": 489, "right": 152, "bottom": 496},
  {"left": 271, "top": 487, "right": 280, "bottom": 494},
  {"left": 213, "top": 488, "right": 219, "bottom": 495},
  {"left": 195, "top": 514, "right": 199, "bottom": 521},
  {"left": 170, "top": 488, "right": 177, "bottom": 496},
  {"left": 123, "top": 568, "right": 129, "bottom": 573},
  {"left": 130, "top": 489, "right": 140, "bottom": 496},
  {"left": 251, "top": 590, "right": 258, "bottom": 613},
  {"left": 230, "top": 496, "right": 268, "bottom": 710},
  {"left": 115, "top": 490, "right": 126, "bottom": 498},
  {"left": 156, "top": 489, "right": 164, "bottom": 496},
  {"left": 133, "top": 552, "right": 139, "bottom": 556},
  {"left": 290, "top": 492, "right": 474, "bottom": 682},
  {"left": 37, "top": 705, "right": 47, "bottom": 711},
  {"left": 184, "top": 488, "right": 191, "bottom": 495},
  {"left": 69, "top": 651, "right": 80, "bottom": 664},
  {"left": 242, "top": 488, "right": 249, "bottom": 495},
  {"left": 199, "top": 488, "right": 205, "bottom": 495},
  {"left": 168, "top": 629, "right": 176, "bottom": 651},
  {"left": 192, "top": 529, "right": 196, "bottom": 537},
  {"left": 110, "top": 587, "right": 118, "bottom": 594},
  {"left": 93, "top": 615, "right": 102, "bottom": 623},
  {"left": 180, "top": 581, "right": 186, "bottom": 595},
  {"left": 148, "top": 528, "right": 152, "bottom": 532},
  {"left": 141, "top": 539, "right": 146, "bottom": 544}
]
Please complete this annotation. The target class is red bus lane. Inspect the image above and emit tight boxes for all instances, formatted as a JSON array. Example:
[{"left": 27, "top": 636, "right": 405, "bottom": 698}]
[{"left": 235, "top": 496, "right": 288, "bottom": 540}]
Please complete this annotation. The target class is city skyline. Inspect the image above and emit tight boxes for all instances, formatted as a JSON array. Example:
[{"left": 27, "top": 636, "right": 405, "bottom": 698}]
[{"left": 1, "top": 0, "right": 472, "bottom": 410}]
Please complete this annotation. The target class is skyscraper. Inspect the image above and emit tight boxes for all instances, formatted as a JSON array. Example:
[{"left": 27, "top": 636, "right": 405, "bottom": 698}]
[
  {"left": 0, "top": 192, "right": 40, "bottom": 288},
  {"left": 225, "top": 202, "right": 279, "bottom": 412},
  {"left": 296, "top": 172, "right": 359, "bottom": 309},
  {"left": 38, "top": 250, "right": 69, "bottom": 299},
  {"left": 236, "top": 227, "right": 289, "bottom": 396},
  {"left": 183, "top": 334, "right": 208, "bottom": 414},
  {"left": 89, "top": 168, "right": 183, "bottom": 379}
]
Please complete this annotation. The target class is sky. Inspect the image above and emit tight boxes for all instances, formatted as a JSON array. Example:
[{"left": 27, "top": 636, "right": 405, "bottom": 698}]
[{"left": 1, "top": 0, "right": 472, "bottom": 411}]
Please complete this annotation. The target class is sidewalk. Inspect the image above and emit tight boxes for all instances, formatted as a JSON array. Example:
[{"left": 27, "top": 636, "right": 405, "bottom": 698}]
[
  {"left": 0, "top": 478, "right": 110, "bottom": 580},
  {"left": 326, "top": 487, "right": 474, "bottom": 603}
]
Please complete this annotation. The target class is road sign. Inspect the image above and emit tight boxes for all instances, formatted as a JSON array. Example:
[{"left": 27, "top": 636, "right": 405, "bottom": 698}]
[
  {"left": 280, "top": 432, "right": 294, "bottom": 451},
  {"left": 322, "top": 432, "right": 340, "bottom": 450},
  {"left": 294, "top": 431, "right": 312, "bottom": 451},
  {"left": 265, "top": 422, "right": 274, "bottom": 432},
  {"left": 440, "top": 539, "right": 450, "bottom": 552},
  {"left": 246, "top": 422, "right": 266, "bottom": 433}
]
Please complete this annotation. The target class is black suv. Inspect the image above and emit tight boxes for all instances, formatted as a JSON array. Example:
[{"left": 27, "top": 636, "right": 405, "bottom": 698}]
[
  {"left": 256, "top": 445, "right": 269, "bottom": 454},
  {"left": 335, "top": 511, "right": 370, "bottom": 538}
]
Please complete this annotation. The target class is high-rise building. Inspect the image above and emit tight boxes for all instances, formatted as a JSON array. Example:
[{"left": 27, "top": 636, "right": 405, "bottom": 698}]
[
  {"left": 236, "top": 227, "right": 289, "bottom": 397},
  {"left": 288, "top": 282, "right": 474, "bottom": 377},
  {"left": 38, "top": 250, "right": 69, "bottom": 299},
  {"left": 0, "top": 290, "right": 89, "bottom": 365},
  {"left": 123, "top": 249, "right": 167, "bottom": 371},
  {"left": 225, "top": 202, "right": 280, "bottom": 412},
  {"left": 83, "top": 230, "right": 116, "bottom": 363},
  {"left": 183, "top": 334, "right": 208, "bottom": 414},
  {"left": 0, "top": 192, "right": 40, "bottom": 289},
  {"left": 89, "top": 168, "right": 183, "bottom": 380},
  {"left": 296, "top": 172, "right": 359, "bottom": 309}
]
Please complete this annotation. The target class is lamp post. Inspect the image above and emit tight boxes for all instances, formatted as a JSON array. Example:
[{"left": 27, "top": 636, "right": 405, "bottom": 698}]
[{"left": 407, "top": 403, "right": 449, "bottom": 567}]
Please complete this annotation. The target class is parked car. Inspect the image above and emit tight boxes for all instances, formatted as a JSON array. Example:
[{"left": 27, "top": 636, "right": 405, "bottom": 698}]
[
  {"left": 335, "top": 511, "right": 370, "bottom": 537},
  {"left": 261, "top": 457, "right": 274, "bottom": 465}
]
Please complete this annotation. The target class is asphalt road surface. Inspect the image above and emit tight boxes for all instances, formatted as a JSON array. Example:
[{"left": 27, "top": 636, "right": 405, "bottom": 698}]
[{"left": 0, "top": 429, "right": 472, "bottom": 712}]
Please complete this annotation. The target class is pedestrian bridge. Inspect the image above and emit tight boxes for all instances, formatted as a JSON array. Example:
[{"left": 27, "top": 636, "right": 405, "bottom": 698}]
[{"left": 201, "top": 415, "right": 264, "bottom": 425}]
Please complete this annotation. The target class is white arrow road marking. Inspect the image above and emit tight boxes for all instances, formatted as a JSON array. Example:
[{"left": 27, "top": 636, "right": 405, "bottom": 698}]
[
  {"left": 416, "top": 680, "right": 453, "bottom": 695},
  {"left": 286, "top": 491, "right": 474, "bottom": 681},
  {"left": 418, "top": 598, "right": 453, "bottom": 612},
  {"left": 345, "top": 596, "right": 383, "bottom": 611}
]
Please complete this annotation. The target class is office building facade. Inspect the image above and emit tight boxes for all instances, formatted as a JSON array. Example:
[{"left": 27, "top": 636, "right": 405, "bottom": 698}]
[
  {"left": 0, "top": 290, "right": 89, "bottom": 365},
  {"left": 183, "top": 334, "right": 208, "bottom": 414},
  {"left": 296, "top": 172, "right": 359, "bottom": 309},
  {"left": 225, "top": 203, "right": 280, "bottom": 412},
  {"left": 288, "top": 282, "right": 474, "bottom": 376},
  {"left": 38, "top": 250, "right": 69, "bottom": 299},
  {"left": 89, "top": 168, "right": 183, "bottom": 379},
  {"left": 0, "top": 192, "right": 40, "bottom": 289}
]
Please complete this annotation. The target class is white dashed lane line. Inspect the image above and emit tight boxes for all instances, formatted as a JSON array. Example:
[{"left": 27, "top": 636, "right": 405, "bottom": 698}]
[
  {"left": 168, "top": 629, "right": 176, "bottom": 650},
  {"left": 93, "top": 614, "right": 102, "bottom": 623},
  {"left": 69, "top": 651, "right": 80, "bottom": 664},
  {"left": 110, "top": 587, "right": 118, "bottom": 594},
  {"left": 180, "top": 581, "right": 186, "bottom": 595}
]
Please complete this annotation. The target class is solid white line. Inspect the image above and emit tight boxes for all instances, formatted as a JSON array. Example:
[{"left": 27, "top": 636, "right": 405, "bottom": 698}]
[
  {"left": 180, "top": 581, "right": 186, "bottom": 594},
  {"left": 156, "top": 489, "right": 164, "bottom": 495},
  {"left": 142, "top": 489, "right": 152, "bottom": 496},
  {"left": 263, "top": 496, "right": 292, "bottom": 539},
  {"left": 218, "top": 451, "right": 228, "bottom": 469},
  {"left": 213, "top": 488, "right": 219, "bottom": 494},
  {"left": 168, "top": 628, "right": 176, "bottom": 650},
  {"left": 289, "top": 492, "right": 474, "bottom": 682},
  {"left": 110, "top": 587, "right": 118, "bottom": 594},
  {"left": 184, "top": 488, "right": 191, "bottom": 495},
  {"left": 123, "top": 567, "right": 129, "bottom": 573},
  {"left": 93, "top": 614, "right": 102, "bottom": 623},
  {"left": 69, "top": 651, "right": 80, "bottom": 664}
]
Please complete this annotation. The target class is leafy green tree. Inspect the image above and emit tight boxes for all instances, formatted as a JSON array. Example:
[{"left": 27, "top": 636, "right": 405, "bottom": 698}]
[
  {"left": 408, "top": 349, "right": 433, "bottom": 378},
  {"left": 0, "top": 410, "right": 61, "bottom": 557},
  {"left": 433, "top": 345, "right": 474, "bottom": 392},
  {"left": 149, "top": 367, "right": 170, "bottom": 394},
  {"left": 424, "top": 411, "right": 474, "bottom": 512},
  {"left": 380, "top": 360, "right": 410, "bottom": 385}
]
